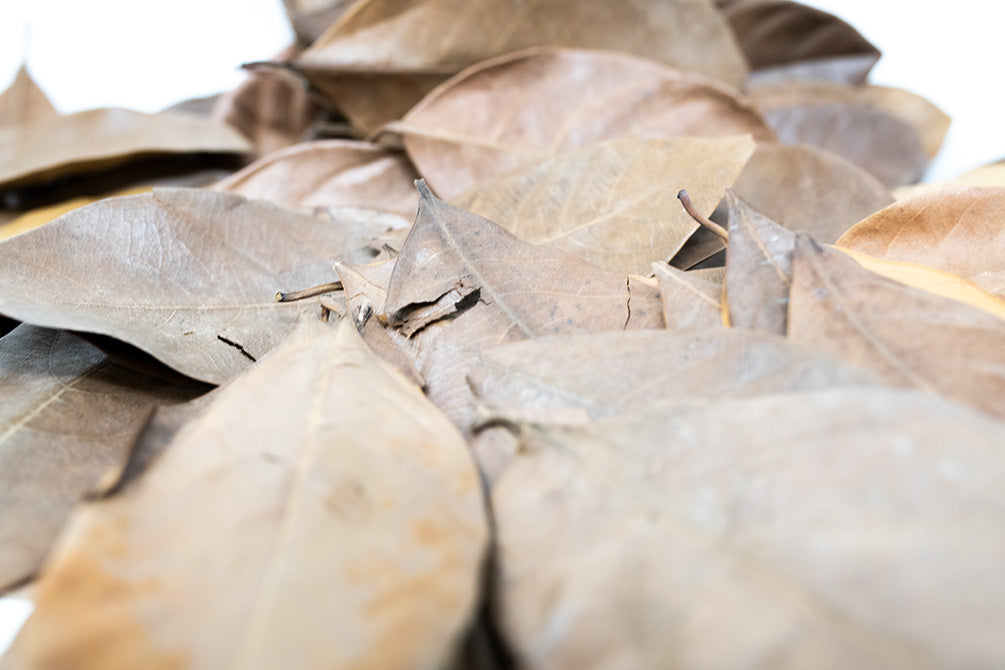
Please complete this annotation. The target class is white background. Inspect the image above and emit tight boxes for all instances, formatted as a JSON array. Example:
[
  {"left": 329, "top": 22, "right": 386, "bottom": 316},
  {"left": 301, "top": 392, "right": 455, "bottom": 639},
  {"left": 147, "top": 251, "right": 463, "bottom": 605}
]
[{"left": 0, "top": 0, "right": 1003, "bottom": 652}]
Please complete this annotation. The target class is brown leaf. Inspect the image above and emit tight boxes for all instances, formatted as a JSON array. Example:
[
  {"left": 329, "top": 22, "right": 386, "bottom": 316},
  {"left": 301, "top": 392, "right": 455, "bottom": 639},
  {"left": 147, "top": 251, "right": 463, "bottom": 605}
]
[
  {"left": 836, "top": 187, "right": 1005, "bottom": 298},
  {"left": 668, "top": 225, "right": 726, "bottom": 270},
  {"left": 213, "top": 139, "right": 419, "bottom": 220},
  {"left": 719, "top": 0, "right": 880, "bottom": 84},
  {"left": 451, "top": 136, "right": 754, "bottom": 274},
  {"left": 213, "top": 45, "right": 321, "bottom": 156},
  {"left": 2, "top": 320, "right": 488, "bottom": 668},
  {"left": 749, "top": 89, "right": 931, "bottom": 189},
  {"left": 0, "top": 325, "right": 201, "bottom": 591},
  {"left": 753, "top": 82, "right": 950, "bottom": 160},
  {"left": 493, "top": 387, "right": 1005, "bottom": 668},
  {"left": 0, "top": 108, "right": 251, "bottom": 191},
  {"left": 730, "top": 143, "right": 893, "bottom": 243},
  {"left": 0, "top": 188, "right": 390, "bottom": 384},
  {"left": 651, "top": 264, "right": 723, "bottom": 330},
  {"left": 788, "top": 235, "right": 1005, "bottom": 421},
  {"left": 470, "top": 327, "right": 876, "bottom": 425},
  {"left": 0, "top": 66, "right": 59, "bottom": 128},
  {"left": 292, "top": 0, "right": 748, "bottom": 132},
  {"left": 383, "top": 181, "right": 663, "bottom": 430},
  {"left": 724, "top": 190, "right": 795, "bottom": 334},
  {"left": 394, "top": 47, "right": 775, "bottom": 198}
]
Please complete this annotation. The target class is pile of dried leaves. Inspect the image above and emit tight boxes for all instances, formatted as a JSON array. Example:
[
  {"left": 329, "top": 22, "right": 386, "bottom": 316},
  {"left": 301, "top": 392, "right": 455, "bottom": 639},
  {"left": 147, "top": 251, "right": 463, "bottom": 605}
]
[{"left": 2, "top": 0, "right": 1005, "bottom": 667}]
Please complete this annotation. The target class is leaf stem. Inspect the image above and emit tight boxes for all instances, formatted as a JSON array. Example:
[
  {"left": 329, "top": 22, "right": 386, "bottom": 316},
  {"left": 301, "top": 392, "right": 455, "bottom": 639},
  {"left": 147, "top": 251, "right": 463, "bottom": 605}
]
[
  {"left": 275, "top": 281, "right": 343, "bottom": 303},
  {"left": 678, "top": 190, "right": 729, "bottom": 242}
]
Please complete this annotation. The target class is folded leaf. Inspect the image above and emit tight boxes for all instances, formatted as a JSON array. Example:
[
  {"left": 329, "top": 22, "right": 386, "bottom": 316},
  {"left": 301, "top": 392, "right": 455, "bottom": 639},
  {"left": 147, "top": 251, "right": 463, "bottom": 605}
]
[{"left": 2, "top": 321, "right": 488, "bottom": 669}]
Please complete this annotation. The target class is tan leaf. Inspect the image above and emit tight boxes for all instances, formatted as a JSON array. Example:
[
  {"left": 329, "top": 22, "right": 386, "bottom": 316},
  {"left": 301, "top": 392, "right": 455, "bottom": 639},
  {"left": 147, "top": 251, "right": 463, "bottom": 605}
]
[
  {"left": 724, "top": 190, "right": 795, "bottom": 334},
  {"left": 292, "top": 0, "right": 748, "bottom": 132},
  {"left": 668, "top": 225, "right": 726, "bottom": 270},
  {"left": 0, "top": 325, "right": 201, "bottom": 591},
  {"left": 788, "top": 235, "right": 1005, "bottom": 420},
  {"left": 0, "top": 186, "right": 151, "bottom": 242},
  {"left": 719, "top": 0, "right": 880, "bottom": 85},
  {"left": 213, "top": 139, "right": 419, "bottom": 220},
  {"left": 394, "top": 47, "right": 775, "bottom": 198},
  {"left": 2, "top": 320, "right": 487, "bottom": 669},
  {"left": 895, "top": 160, "right": 1005, "bottom": 200},
  {"left": 0, "top": 108, "right": 251, "bottom": 191},
  {"left": 213, "top": 45, "right": 321, "bottom": 156},
  {"left": 383, "top": 181, "right": 663, "bottom": 431},
  {"left": 0, "top": 188, "right": 390, "bottom": 384},
  {"left": 730, "top": 143, "right": 893, "bottom": 243},
  {"left": 836, "top": 187, "right": 1005, "bottom": 298},
  {"left": 493, "top": 388, "right": 1005, "bottom": 668},
  {"left": 0, "top": 66, "right": 59, "bottom": 128},
  {"left": 451, "top": 136, "right": 754, "bottom": 274},
  {"left": 651, "top": 264, "right": 723, "bottom": 330}
]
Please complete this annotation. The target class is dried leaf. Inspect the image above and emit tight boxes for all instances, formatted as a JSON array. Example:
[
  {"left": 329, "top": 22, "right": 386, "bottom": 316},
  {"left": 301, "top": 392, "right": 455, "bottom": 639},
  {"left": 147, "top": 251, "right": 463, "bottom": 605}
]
[
  {"left": 470, "top": 328, "right": 876, "bottom": 425},
  {"left": 0, "top": 186, "right": 151, "bottom": 242},
  {"left": 724, "top": 190, "right": 795, "bottom": 334},
  {"left": 753, "top": 82, "right": 950, "bottom": 160},
  {"left": 493, "top": 387, "right": 1005, "bottom": 668},
  {"left": 213, "top": 45, "right": 321, "bottom": 155},
  {"left": 651, "top": 264, "right": 723, "bottom": 330},
  {"left": 895, "top": 160, "right": 1005, "bottom": 200},
  {"left": 788, "top": 235, "right": 1005, "bottom": 420},
  {"left": 752, "top": 83, "right": 936, "bottom": 188},
  {"left": 395, "top": 47, "right": 775, "bottom": 198},
  {"left": 719, "top": 0, "right": 880, "bottom": 84},
  {"left": 293, "top": 0, "right": 748, "bottom": 132},
  {"left": 0, "top": 66, "right": 59, "bottom": 128},
  {"left": 837, "top": 187, "right": 1005, "bottom": 298},
  {"left": 0, "top": 108, "right": 251, "bottom": 191},
  {"left": 2, "top": 321, "right": 487, "bottom": 669},
  {"left": 0, "top": 325, "right": 201, "bottom": 591},
  {"left": 668, "top": 225, "right": 726, "bottom": 270},
  {"left": 384, "top": 181, "right": 663, "bottom": 429},
  {"left": 0, "top": 188, "right": 390, "bottom": 384},
  {"left": 451, "top": 136, "right": 754, "bottom": 274},
  {"left": 213, "top": 139, "right": 419, "bottom": 219},
  {"left": 730, "top": 143, "right": 893, "bottom": 243}
]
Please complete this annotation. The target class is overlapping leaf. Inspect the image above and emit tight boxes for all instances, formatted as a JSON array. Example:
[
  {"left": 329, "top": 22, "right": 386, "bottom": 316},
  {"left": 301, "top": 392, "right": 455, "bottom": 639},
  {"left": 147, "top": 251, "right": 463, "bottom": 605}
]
[
  {"left": 214, "top": 139, "right": 419, "bottom": 219},
  {"left": 0, "top": 325, "right": 201, "bottom": 592},
  {"left": 493, "top": 388, "right": 1005, "bottom": 668},
  {"left": 290, "top": 0, "right": 747, "bottom": 132},
  {"left": 0, "top": 66, "right": 59, "bottom": 129},
  {"left": 837, "top": 187, "right": 1005, "bottom": 297},
  {"left": 0, "top": 188, "right": 391, "bottom": 383},
  {"left": 2, "top": 321, "right": 488, "bottom": 668},
  {"left": 394, "top": 47, "right": 775, "bottom": 198}
]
